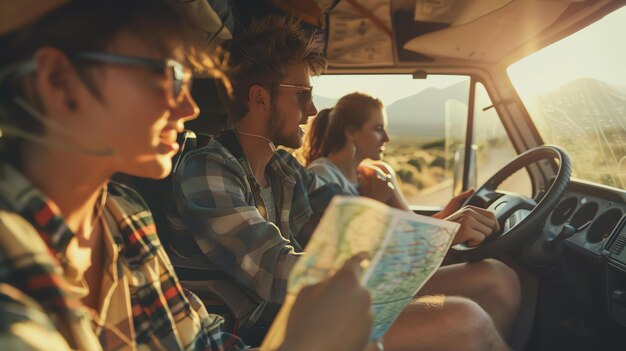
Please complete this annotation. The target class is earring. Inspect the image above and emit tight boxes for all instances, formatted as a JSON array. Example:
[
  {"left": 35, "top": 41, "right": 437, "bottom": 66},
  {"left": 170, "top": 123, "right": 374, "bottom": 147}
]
[{"left": 351, "top": 142, "right": 356, "bottom": 159}]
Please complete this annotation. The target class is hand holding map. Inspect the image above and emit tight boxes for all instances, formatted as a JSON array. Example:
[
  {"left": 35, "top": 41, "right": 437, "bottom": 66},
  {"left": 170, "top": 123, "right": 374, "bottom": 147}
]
[
  {"left": 262, "top": 196, "right": 459, "bottom": 349},
  {"left": 278, "top": 253, "right": 374, "bottom": 351}
]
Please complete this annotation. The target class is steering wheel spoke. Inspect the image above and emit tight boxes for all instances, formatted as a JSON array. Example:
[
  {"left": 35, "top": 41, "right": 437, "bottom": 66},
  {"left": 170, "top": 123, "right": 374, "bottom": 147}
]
[
  {"left": 466, "top": 187, "right": 504, "bottom": 208},
  {"left": 488, "top": 193, "right": 537, "bottom": 234},
  {"left": 452, "top": 146, "right": 572, "bottom": 262},
  {"left": 487, "top": 193, "right": 535, "bottom": 220}
]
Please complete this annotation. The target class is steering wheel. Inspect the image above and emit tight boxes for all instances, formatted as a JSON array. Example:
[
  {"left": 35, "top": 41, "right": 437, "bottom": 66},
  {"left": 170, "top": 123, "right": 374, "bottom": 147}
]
[{"left": 451, "top": 145, "right": 572, "bottom": 262}]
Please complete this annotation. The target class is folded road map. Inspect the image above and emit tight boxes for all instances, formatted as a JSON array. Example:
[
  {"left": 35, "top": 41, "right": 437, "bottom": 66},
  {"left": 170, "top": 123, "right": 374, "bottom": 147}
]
[{"left": 262, "top": 195, "right": 459, "bottom": 348}]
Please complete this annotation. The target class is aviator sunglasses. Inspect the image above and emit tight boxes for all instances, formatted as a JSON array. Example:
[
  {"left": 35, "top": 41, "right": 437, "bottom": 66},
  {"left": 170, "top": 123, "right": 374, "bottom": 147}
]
[
  {"left": 278, "top": 83, "right": 314, "bottom": 111},
  {"left": 260, "top": 82, "right": 313, "bottom": 111}
]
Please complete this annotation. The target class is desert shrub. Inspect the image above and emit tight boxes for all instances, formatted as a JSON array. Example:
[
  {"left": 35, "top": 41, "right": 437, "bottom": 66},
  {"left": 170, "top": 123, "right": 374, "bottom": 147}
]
[
  {"left": 407, "top": 158, "right": 423, "bottom": 172},
  {"left": 396, "top": 169, "right": 414, "bottom": 183},
  {"left": 429, "top": 157, "right": 445, "bottom": 169}
]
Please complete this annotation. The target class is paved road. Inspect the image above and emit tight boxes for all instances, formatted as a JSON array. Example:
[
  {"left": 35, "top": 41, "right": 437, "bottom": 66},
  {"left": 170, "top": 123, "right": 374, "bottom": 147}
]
[{"left": 406, "top": 148, "right": 532, "bottom": 206}]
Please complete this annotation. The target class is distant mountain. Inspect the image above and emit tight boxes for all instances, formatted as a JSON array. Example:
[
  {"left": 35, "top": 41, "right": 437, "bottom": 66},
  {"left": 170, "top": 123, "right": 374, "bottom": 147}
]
[
  {"left": 385, "top": 81, "right": 469, "bottom": 137},
  {"left": 312, "top": 94, "right": 340, "bottom": 111},
  {"left": 538, "top": 77, "right": 626, "bottom": 126},
  {"left": 537, "top": 78, "right": 626, "bottom": 131},
  {"left": 312, "top": 80, "right": 469, "bottom": 138},
  {"left": 536, "top": 77, "right": 626, "bottom": 188},
  {"left": 543, "top": 77, "right": 618, "bottom": 97}
]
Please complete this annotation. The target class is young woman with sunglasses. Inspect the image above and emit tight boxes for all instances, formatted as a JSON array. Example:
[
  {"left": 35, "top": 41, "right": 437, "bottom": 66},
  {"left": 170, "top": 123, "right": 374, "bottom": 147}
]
[{"left": 0, "top": 1, "right": 373, "bottom": 350}]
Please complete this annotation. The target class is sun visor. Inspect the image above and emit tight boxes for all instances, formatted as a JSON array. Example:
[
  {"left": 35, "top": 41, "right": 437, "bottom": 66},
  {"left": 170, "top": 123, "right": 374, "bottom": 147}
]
[
  {"left": 326, "top": 0, "right": 395, "bottom": 67},
  {"left": 412, "top": 0, "right": 513, "bottom": 26},
  {"left": 403, "top": 0, "right": 570, "bottom": 62},
  {"left": 324, "top": 0, "right": 517, "bottom": 67},
  {"left": 173, "top": 0, "right": 235, "bottom": 47}
]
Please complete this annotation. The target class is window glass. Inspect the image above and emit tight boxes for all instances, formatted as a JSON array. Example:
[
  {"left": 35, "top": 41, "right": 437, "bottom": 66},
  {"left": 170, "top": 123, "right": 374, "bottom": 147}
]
[
  {"left": 508, "top": 7, "right": 626, "bottom": 189},
  {"left": 474, "top": 82, "right": 532, "bottom": 197},
  {"left": 306, "top": 74, "right": 470, "bottom": 206}
]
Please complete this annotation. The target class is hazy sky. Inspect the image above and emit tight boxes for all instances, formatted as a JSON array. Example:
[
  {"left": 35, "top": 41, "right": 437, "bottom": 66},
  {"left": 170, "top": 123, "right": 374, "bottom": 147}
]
[
  {"left": 312, "top": 74, "right": 467, "bottom": 107},
  {"left": 313, "top": 5, "right": 625, "bottom": 105},
  {"left": 508, "top": 5, "right": 626, "bottom": 95}
]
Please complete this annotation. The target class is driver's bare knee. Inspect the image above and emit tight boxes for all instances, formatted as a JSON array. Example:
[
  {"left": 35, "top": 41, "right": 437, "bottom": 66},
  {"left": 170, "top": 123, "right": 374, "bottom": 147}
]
[
  {"left": 385, "top": 296, "right": 508, "bottom": 351},
  {"left": 440, "top": 296, "right": 505, "bottom": 351},
  {"left": 472, "top": 259, "right": 521, "bottom": 316},
  {"left": 462, "top": 259, "right": 521, "bottom": 339}
]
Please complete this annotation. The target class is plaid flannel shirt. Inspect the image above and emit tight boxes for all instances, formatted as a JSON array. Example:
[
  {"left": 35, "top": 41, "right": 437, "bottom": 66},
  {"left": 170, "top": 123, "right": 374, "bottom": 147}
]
[
  {"left": 165, "top": 130, "right": 343, "bottom": 310},
  {"left": 0, "top": 164, "right": 247, "bottom": 351}
]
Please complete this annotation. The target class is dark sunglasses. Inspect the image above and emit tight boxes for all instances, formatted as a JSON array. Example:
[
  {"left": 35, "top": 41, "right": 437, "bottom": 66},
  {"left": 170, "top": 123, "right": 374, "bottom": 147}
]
[
  {"left": 75, "top": 52, "right": 192, "bottom": 106},
  {"left": 277, "top": 83, "right": 314, "bottom": 111},
  {"left": 0, "top": 52, "right": 192, "bottom": 106}
]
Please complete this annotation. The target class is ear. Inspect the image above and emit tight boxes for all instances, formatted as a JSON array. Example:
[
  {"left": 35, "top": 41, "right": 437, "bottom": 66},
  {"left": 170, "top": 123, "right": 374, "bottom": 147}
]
[
  {"left": 345, "top": 128, "right": 358, "bottom": 143},
  {"left": 248, "top": 84, "right": 271, "bottom": 113},
  {"left": 33, "top": 47, "right": 85, "bottom": 118}
]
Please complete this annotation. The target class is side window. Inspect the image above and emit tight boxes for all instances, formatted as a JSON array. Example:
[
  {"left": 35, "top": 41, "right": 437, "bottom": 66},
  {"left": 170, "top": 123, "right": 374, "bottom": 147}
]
[
  {"left": 385, "top": 77, "right": 470, "bottom": 207},
  {"left": 473, "top": 82, "right": 532, "bottom": 198},
  {"left": 508, "top": 6, "right": 626, "bottom": 189}
]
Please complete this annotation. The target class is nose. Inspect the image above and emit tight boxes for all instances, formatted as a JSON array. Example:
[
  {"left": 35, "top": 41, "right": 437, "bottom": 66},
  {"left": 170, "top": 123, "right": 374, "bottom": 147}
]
[
  {"left": 307, "top": 100, "right": 318, "bottom": 117},
  {"left": 382, "top": 129, "right": 390, "bottom": 143},
  {"left": 171, "top": 88, "right": 199, "bottom": 131}
]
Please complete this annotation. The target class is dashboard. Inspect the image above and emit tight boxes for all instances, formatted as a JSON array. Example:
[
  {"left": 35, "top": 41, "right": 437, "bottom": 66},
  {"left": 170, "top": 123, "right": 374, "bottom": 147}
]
[
  {"left": 546, "top": 181, "right": 626, "bottom": 259},
  {"left": 526, "top": 178, "right": 626, "bottom": 330}
]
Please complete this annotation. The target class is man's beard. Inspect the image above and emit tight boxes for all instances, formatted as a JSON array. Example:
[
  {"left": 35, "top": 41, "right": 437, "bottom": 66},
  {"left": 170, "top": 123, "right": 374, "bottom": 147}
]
[{"left": 268, "top": 99, "right": 302, "bottom": 149}]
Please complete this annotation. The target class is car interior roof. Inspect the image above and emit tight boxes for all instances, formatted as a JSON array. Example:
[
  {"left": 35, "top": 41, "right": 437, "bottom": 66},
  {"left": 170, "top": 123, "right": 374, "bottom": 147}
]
[
  {"left": 181, "top": 0, "right": 625, "bottom": 75},
  {"left": 328, "top": 0, "right": 624, "bottom": 73}
]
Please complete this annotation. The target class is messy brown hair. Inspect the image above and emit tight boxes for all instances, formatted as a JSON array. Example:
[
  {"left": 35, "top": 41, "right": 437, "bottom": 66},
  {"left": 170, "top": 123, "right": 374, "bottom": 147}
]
[{"left": 218, "top": 15, "right": 326, "bottom": 123}]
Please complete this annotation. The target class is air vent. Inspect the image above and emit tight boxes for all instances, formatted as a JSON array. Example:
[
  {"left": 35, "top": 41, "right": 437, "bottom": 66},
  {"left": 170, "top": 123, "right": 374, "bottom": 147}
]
[
  {"left": 608, "top": 219, "right": 626, "bottom": 266},
  {"left": 611, "top": 235, "right": 626, "bottom": 255}
]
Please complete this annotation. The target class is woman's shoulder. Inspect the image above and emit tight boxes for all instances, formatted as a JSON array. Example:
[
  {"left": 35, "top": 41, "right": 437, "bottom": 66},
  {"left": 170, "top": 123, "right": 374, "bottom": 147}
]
[
  {"left": 308, "top": 158, "right": 360, "bottom": 195},
  {"left": 307, "top": 157, "right": 341, "bottom": 179},
  {"left": 307, "top": 157, "right": 337, "bottom": 172}
]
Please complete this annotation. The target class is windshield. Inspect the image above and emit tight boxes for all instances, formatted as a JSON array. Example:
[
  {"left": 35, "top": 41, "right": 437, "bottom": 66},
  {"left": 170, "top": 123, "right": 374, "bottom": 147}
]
[
  {"left": 508, "top": 6, "right": 626, "bottom": 189},
  {"left": 307, "top": 74, "right": 470, "bottom": 206}
]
